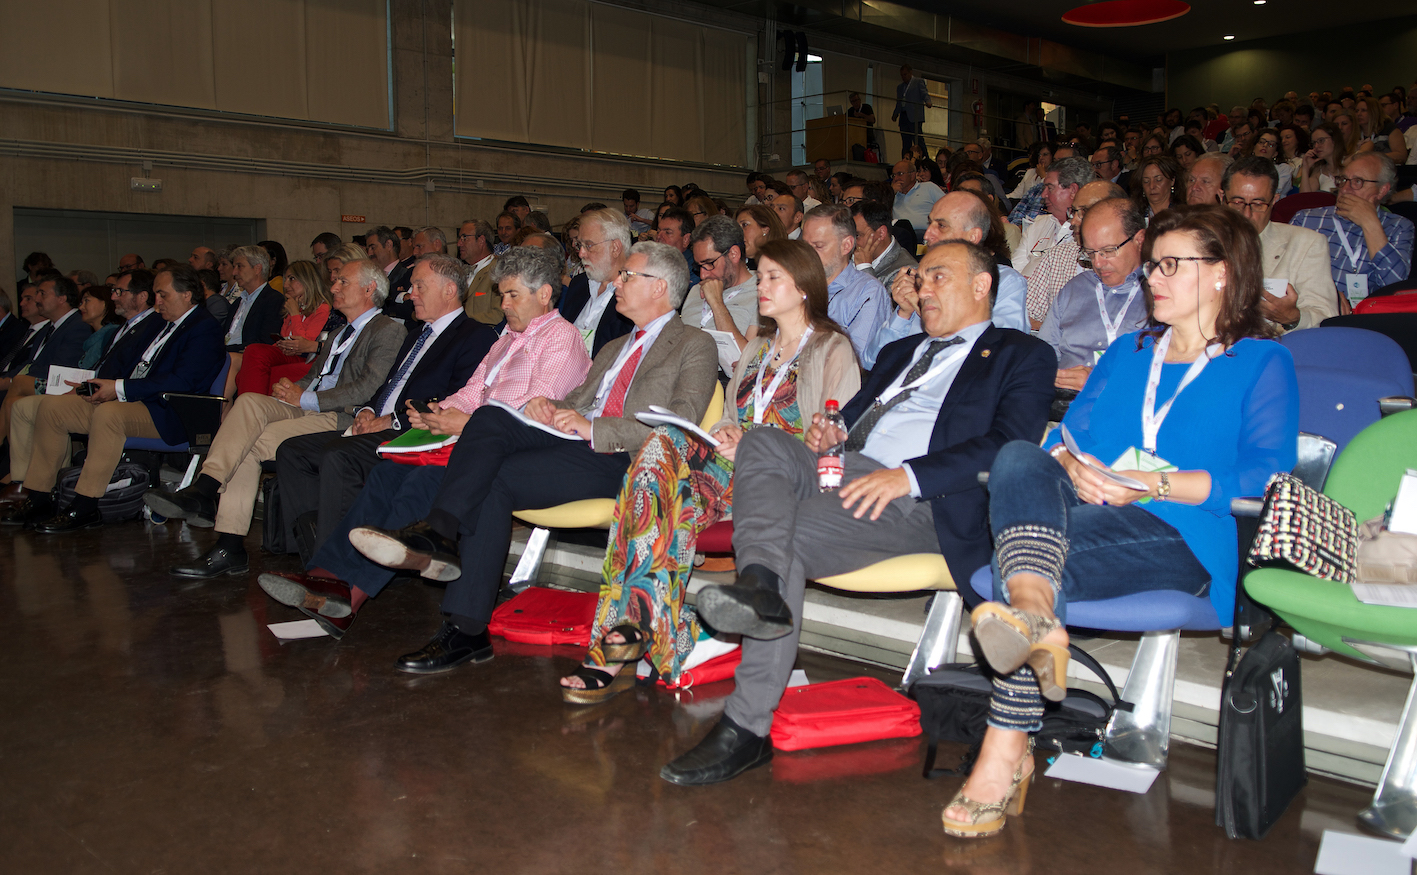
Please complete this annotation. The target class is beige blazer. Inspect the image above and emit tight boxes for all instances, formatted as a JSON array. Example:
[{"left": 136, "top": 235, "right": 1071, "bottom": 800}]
[
  {"left": 463, "top": 257, "right": 504, "bottom": 325},
  {"left": 714, "top": 331, "right": 861, "bottom": 433},
  {"left": 554, "top": 314, "right": 718, "bottom": 453},
  {"left": 294, "top": 313, "right": 406, "bottom": 428},
  {"left": 1260, "top": 220, "right": 1341, "bottom": 331}
]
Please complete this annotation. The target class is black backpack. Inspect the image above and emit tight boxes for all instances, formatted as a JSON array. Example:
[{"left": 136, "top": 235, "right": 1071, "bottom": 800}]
[{"left": 52, "top": 460, "right": 152, "bottom": 523}]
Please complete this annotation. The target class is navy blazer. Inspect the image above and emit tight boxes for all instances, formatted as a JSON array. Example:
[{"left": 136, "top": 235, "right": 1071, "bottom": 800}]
[
  {"left": 557, "top": 274, "right": 633, "bottom": 357},
  {"left": 381, "top": 258, "right": 419, "bottom": 327},
  {"left": 94, "top": 311, "right": 164, "bottom": 380},
  {"left": 222, "top": 283, "right": 285, "bottom": 352},
  {"left": 122, "top": 306, "right": 228, "bottom": 445},
  {"left": 28, "top": 310, "right": 94, "bottom": 381},
  {"left": 843, "top": 326, "right": 1056, "bottom": 594},
  {"left": 372, "top": 312, "right": 497, "bottom": 432}
]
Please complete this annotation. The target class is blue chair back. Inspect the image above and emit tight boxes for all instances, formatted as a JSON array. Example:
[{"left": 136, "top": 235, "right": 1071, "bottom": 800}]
[{"left": 1279, "top": 327, "right": 1413, "bottom": 454}]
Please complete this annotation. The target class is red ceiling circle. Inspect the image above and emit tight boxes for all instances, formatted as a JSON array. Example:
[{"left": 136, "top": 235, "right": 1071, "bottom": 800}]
[{"left": 1062, "top": 0, "right": 1191, "bottom": 27}]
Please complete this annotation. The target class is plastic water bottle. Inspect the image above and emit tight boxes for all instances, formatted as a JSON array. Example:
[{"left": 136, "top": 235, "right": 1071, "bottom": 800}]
[{"left": 817, "top": 399, "right": 846, "bottom": 492}]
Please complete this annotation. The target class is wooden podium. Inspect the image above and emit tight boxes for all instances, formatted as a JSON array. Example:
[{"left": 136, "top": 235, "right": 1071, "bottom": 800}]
[{"left": 805, "top": 116, "right": 869, "bottom": 162}]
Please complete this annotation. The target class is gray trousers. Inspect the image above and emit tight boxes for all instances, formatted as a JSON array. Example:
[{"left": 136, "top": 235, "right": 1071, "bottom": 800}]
[{"left": 724, "top": 427, "right": 940, "bottom": 736}]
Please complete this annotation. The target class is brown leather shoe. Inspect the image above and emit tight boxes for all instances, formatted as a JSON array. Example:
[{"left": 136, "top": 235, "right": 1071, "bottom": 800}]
[
  {"left": 0, "top": 482, "right": 24, "bottom": 506},
  {"left": 257, "top": 571, "right": 353, "bottom": 618}
]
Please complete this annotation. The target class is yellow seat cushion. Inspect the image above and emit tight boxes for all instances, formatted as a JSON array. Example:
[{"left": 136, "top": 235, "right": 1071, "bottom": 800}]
[
  {"left": 816, "top": 554, "right": 955, "bottom": 593},
  {"left": 514, "top": 498, "right": 616, "bottom": 530}
]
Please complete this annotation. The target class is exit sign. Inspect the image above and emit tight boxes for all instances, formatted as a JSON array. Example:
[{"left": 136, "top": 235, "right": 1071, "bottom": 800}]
[{"left": 341, "top": 214, "right": 366, "bottom": 223}]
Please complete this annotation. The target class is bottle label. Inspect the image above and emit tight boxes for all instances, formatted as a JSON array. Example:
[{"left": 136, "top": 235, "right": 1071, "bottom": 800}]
[{"left": 817, "top": 455, "right": 844, "bottom": 490}]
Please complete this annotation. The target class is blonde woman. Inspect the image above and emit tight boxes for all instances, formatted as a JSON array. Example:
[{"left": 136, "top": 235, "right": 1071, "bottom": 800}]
[{"left": 234, "top": 260, "right": 333, "bottom": 395}]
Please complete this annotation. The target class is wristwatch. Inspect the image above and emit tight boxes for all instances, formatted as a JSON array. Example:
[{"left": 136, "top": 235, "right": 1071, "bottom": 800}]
[{"left": 1156, "top": 471, "right": 1171, "bottom": 501}]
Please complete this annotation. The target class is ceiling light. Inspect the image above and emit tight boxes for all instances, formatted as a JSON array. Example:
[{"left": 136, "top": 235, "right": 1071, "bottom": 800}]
[
  {"left": 1223, "top": 34, "right": 1235, "bottom": 40},
  {"left": 1253, "top": 0, "right": 1265, "bottom": 4}
]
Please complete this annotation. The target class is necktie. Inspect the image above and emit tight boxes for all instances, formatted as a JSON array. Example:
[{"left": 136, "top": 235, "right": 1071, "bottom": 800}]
[
  {"left": 370, "top": 325, "right": 433, "bottom": 415},
  {"left": 845, "top": 336, "right": 964, "bottom": 451},
  {"left": 0, "top": 324, "right": 49, "bottom": 373},
  {"left": 601, "top": 329, "right": 646, "bottom": 419},
  {"left": 317, "top": 325, "right": 357, "bottom": 391}
]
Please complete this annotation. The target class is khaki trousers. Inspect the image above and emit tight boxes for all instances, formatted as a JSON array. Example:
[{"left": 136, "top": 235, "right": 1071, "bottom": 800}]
[
  {"left": 201, "top": 393, "right": 340, "bottom": 535},
  {"left": 9, "top": 394, "right": 71, "bottom": 482},
  {"left": 27, "top": 395, "right": 161, "bottom": 497}
]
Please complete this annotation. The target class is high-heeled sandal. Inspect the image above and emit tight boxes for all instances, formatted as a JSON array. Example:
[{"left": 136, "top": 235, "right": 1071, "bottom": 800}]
[
  {"left": 561, "top": 665, "right": 636, "bottom": 705},
  {"left": 600, "top": 624, "right": 649, "bottom": 663},
  {"left": 1027, "top": 642, "right": 1070, "bottom": 702},
  {"left": 941, "top": 738, "right": 1035, "bottom": 838},
  {"left": 970, "top": 603, "right": 1061, "bottom": 675}
]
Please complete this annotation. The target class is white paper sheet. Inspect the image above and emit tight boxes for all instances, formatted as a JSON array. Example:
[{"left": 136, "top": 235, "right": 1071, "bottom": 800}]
[
  {"left": 1044, "top": 754, "right": 1159, "bottom": 794},
  {"left": 1059, "top": 423, "right": 1149, "bottom": 491},
  {"left": 487, "top": 399, "right": 584, "bottom": 440},
  {"left": 1314, "top": 830, "right": 1410, "bottom": 875},
  {"left": 267, "top": 620, "right": 329, "bottom": 641},
  {"left": 1350, "top": 582, "right": 1417, "bottom": 609},
  {"left": 46, "top": 365, "right": 95, "bottom": 395},
  {"left": 1388, "top": 470, "right": 1417, "bottom": 535},
  {"left": 1401, "top": 826, "right": 1417, "bottom": 858},
  {"left": 635, "top": 406, "right": 721, "bottom": 447},
  {"left": 706, "top": 329, "right": 743, "bottom": 375}
]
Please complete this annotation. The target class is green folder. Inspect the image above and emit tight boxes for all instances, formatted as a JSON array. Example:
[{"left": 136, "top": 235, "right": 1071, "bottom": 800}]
[{"left": 376, "top": 428, "right": 457, "bottom": 455}]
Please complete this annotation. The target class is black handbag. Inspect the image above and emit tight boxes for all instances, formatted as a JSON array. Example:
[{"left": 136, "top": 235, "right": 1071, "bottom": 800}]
[
  {"left": 260, "top": 473, "right": 290, "bottom": 554},
  {"left": 52, "top": 460, "right": 151, "bottom": 523},
  {"left": 910, "top": 645, "right": 1123, "bottom": 778},
  {"left": 1215, "top": 628, "right": 1307, "bottom": 839}
]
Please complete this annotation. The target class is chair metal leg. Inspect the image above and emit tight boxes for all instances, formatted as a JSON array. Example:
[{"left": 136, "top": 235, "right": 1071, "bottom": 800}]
[
  {"left": 1358, "top": 654, "right": 1417, "bottom": 839},
  {"left": 900, "top": 591, "right": 963, "bottom": 689},
  {"left": 1103, "top": 629, "right": 1180, "bottom": 770},
  {"left": 507, "top": 527, "right": 551, "bottom": 593},
  {"left": 178, "top": 454, "right": 202, "bottom": 490}
]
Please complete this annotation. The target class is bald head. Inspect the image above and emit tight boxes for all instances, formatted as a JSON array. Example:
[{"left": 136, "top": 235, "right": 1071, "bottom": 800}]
[
  {"left": 923, "top": 191, "right": 992, "bottom": 248},
  {"left": 1187, "top": 155, "right": 1230, "bottom": 205},
  {"left": 1068, "top": 180, "right": 1128, "bottom": 241}
]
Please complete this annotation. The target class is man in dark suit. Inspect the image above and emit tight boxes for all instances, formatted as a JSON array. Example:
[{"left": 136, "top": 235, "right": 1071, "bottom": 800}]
[
  {"left": 271, "top": 255, "right": 498, "bottom": 559},
  {"left": 3, "top": 266, "right": 226, "bottom": 532},
  {"left": 661, "top": 240, "right": 1056, "bottom": 786},
  {"left": 367, "top": 226, "right": 417, "bottom": 326},
  {"left": 262, "top": 242, "right": 718, "bottom": 666},
  {"left": 0, "top": 283, "right": 47, "bottom": 384},
  {"left": 223, "top": 246, "right": 285, "bottom": 352},
  {"left": 0, "top": 288, "right": 28, "bottom": 361},
  {"left": 557, "top": 208, "right": 634, "bottom": 357},
  {"left": 21, "top": 273, "right": 93, "bottom": 387},
  {"left": 144, "top": 258, "right": 407, "bottom": 578}
]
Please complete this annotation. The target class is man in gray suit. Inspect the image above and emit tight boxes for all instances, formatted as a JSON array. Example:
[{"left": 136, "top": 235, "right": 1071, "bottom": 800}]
[
  {"left": 891, "top": 64, "right": 932, "bottom": 158},
  {"left": 1223, "top": 156, "right": 1340, "bottom": 331},
  {"left": 144, "top": 258, "right": 405, "bottom": 578},
  {"left": 337, "top": 241, "right": 720, "bottom": 673}
]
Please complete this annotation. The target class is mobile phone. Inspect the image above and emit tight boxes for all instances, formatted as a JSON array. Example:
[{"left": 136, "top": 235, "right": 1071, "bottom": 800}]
[
  {"left": 408, "top": 399, "right": 435, "bottom": 414},
  {"left": 270, "top": 333, "right": 285, "bottom": 342},
  {"left": 74, "top": 381, "right": 97, "bottom": 396}
]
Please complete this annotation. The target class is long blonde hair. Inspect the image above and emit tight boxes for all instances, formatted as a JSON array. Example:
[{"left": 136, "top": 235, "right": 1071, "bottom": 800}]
[{"left": 285, "top": 260, "right": 331, "bottom": 316}]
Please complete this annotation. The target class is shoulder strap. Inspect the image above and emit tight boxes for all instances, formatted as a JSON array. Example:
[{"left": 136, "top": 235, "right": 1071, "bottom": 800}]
[{"left": 1067, "top": 644, "right": 1125, "bottom": 709}]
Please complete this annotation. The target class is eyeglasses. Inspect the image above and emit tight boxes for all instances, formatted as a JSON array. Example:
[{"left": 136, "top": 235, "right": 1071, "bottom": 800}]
[
  {"left": 1255, "top": 138, "right": 1279, "bottom": 150},
  {"left": 1066, "top": 204, "right": 1093, "bottom": 219},
  {"left": 891, "top": 170, "right": 913, "bottom": 179},
  {"left": 1334, "top": 175, "right": 1380, "bottom": 189},
  {"left": 617, "top": 269, "right": 661, "bottom": 282},
  {"left": 1090, "top": 159, "right": 1116, "bottom": 169},
  {"left": 1142, "top": 255, "right": 1223, "bottom": 278},
  {"left": 577, "top": 239, "right": 612, "bottom": 253},
  {"left": 1226, "top": 197, "right": 1272, "bottom": 211},
  {"left": 694, "top": 252, "right": 725, "bottom": 272},
  {"left": 1078, "top": 232, "right": 1139, "bottom": 262}
]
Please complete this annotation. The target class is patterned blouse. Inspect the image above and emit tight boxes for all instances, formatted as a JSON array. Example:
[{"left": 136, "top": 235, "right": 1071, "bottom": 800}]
[{"left": 734, "top": 343, "right": 804, "bottom": 436}]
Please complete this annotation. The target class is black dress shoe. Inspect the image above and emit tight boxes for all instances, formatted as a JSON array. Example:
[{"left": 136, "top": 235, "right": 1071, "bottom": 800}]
[
  {"left": 143, "top": 486, "right": 217, "bottom": 528},
  {"left": 0, "top": 498, "right": 51, "bottom": 527},
  {"left": 33, "top": 507, "right": 104, "bottom": 534},
  {"left": 171, "top": 545, "right": 250, "bottom": 578},
  {"left": 394, "top": 621, "right": 493, "bottom": 674},
  {"left": 659, "top": 715, "right": 773, "bottom": 786},
  {"left": 349, "top": 521, "right": 462, "bottom": 582},
  {"left": 695, "top": 564, "right": 794, "bottom": 640}
]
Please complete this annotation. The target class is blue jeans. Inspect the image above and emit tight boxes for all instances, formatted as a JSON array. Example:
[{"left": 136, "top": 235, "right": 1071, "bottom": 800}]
[{"left": 987, "top": 441, "right": 1209, "bottom": 625}]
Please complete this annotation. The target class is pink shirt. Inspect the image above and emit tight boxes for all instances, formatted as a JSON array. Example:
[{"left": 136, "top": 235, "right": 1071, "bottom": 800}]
[{"left": 443, "top": 311, "right": 591, "bottom": 412}]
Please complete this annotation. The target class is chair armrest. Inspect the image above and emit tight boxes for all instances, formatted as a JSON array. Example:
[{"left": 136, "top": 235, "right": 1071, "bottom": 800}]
[
  {"left": 1380, "top": 396, "right": 1416, "bottom": 417},
  {"left": 160, "top": 392, "right": 226, "bottom": 450},
  {"left": 1231, "top": 497, "right": 1264, "bottom": 518}
]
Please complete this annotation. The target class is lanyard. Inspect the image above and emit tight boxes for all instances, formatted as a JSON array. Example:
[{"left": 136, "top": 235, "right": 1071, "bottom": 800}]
[
  {"left": 701, "top": 284, "right": 747, "bottom": 328},
  {"left": 1141, "top": 328, "right": 1221, "bottom": 454},
  {"left": 876, "top": 337, "right": 970, "bottom": 407},
  {"left": 1331, "top": 215, "right": 1365, "bottom": 271},
  {"left": 317, "top": 322, "right": 363, "bottom": 380},
  {"left": 1094, "top": 277, "right": 1141, "bottom": 347},
  {"left": 751, "top": 327, "right": 812, "bottom": 424},
  {"left": 593, "top": 328, "right": 653, "bottom": 404},
  {"left": 482, "top": 332, "right": 525, "bottom": 387}
]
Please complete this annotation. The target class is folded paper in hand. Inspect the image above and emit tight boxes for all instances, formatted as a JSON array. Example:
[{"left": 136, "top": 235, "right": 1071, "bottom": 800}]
[
  {"left": 46, "top": 365, "right": 95, "bottom": 396},
  {"left": 635, "top": 405, "right": 720, "bottom": 446},
  {"left": 705, "top": 330, "right": 743, "bottom": 375},
  {"left": 487, "top": 399, "right": 584, "bottom": 440},
  {"left": 1059, "top": 423, "right": 1148, "bottom": 491}
]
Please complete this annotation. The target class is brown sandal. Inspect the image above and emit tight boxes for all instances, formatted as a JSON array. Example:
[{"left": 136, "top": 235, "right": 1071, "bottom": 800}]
[
  {"left": 561, "top": 665, "right": 635, "bottom": 705},
  {"left": 600, "top": 624, "right": 649, "bottom": 663},
  {"left": 941, "top": 738, "right": 1036, "bottom": 838},
  {"left": 970, "top": 603, "right": 1061, "bottom": 675}
]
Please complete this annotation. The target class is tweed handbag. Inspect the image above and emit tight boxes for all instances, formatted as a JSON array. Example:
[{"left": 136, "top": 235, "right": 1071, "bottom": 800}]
[{"left": 1246, "top": 472, "right": 1359, "bottom": 583}]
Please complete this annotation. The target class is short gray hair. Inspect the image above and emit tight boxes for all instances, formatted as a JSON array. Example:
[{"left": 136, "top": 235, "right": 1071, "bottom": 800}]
[
  {"left": 631, "top": 241, "right": 690, "bottom": 309},
  {"left": 492, "top": 245, "right": 562, "bottom": 295},
  {"left": 461, "top": 219, "right": 495, "bottom": 248},
  {"left": 1346, "top": 151, "right": 1397, "bottom": 195},
  {"left": 415, "top": 226, "right": 448, "bottom": 252},
  {"left": 689, "top": 215, "right": 744, "bottom": 260},
  {"left": 1051, "top": 156, "right": 1096, "bottom": 191},
  {"left": 581, "top": 208, "right": 633, "bottom": 253},
  {"left": 231, "top": 244, "right": 271, "bottom": 279},
  {"left": 417, "top": 253, "right": 471, "bottom": 300},
  {"left": 1193, "top": 153, "right": 1233, "bottom": 176},
  {"left": 344, "top": 258, "right": 390, "bottom": 307},
  {"left": 803, "top": 203, "right": 855, "bottom": 241},
  {"left": 521, "top": 232, "right": 565, "bottom": 261}
]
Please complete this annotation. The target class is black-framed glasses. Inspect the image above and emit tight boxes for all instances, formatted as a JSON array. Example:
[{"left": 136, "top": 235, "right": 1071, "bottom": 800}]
[
  {"left": 1079, "top": 232, "right": 1139, "bottom": 262},
  {"left": 1066, "top": 204, "right": 1093, "bottom": 219},
  {"left": 1334, "top": 175, "right": 1380, "bottom": 189},
  {"left": 694, "top": 252, "right": 725, "bottom": 272},
  {"left": 1226, "top": 197, "right": 1272, "bottom": 211},
  {"left": 1142, "top": 255, "right": 1223, "bottom": 278}
]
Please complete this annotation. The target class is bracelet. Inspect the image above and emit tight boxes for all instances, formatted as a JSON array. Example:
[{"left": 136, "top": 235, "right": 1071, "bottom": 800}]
[
  {"left": 1048, "top": 444, "right": 1068, "bottom": 460},
  {"left": 1155, "top": 470, "right": 1171, "bottom": 501}
]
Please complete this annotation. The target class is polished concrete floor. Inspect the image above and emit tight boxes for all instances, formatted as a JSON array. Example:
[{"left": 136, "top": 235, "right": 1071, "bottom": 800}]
[{"left": 0, "top": 521, "right": 1382, "bottom": 874}]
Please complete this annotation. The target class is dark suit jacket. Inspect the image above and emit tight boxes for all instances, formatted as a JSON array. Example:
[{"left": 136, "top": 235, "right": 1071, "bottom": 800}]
[
  {"left": 842, "top": 326, "right": 1056, "bottom": 590},
  {"left": 94, "top": 311, "right": 164, "bottom": 380},
  {"left": 121, "top": 307, "right": 228, "bottom": 445},
  {"left": 28, "top": 309, "right": 93, "bottom": 381},
  {"left": 381, "top": 259, "right": 418, "bottom": 325},
  {"left": 296, "top": 313, "right": 406, "bottom": 430},
  {"left": 222, "top": 283, "right": 285, "bottom": 351},
  {"left": 0, "top": 312, "right": 27, "bottom": 362},
  {"left": 371, "top": 312, "right": 497, "bottom": 432},
  {"left": 557, "top": 274, "right": 633, "bottom": 357},
  {"left": 0, "top": 322, "right": 48, "bottom": 377}
]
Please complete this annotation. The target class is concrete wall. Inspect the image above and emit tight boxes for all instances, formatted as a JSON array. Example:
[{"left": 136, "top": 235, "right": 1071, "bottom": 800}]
[{"left": 1167, "top": 16, "right": 1417, "bottom": 112}]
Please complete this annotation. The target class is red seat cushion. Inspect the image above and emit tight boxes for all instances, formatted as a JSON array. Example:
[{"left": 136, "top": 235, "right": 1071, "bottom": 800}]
[{"left": 698, "top": 520, "right": 734, "bottom": 553}]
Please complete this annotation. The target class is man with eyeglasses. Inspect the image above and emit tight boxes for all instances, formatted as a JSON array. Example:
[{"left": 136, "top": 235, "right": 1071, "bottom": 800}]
[
  {"left": 557, "top": 208, "right": 635, "bottom": 357},
  {"left": 1090, "top": 145, "right": 1129, "bottom": 192},
  {"left": 1012, "top": 156, "right": 1095, "bottom": 278},
  {"left": 1039, "top": 198, "right": 1148, "bottom": 394},
  {"left": 1292, "top": 152, "right": 1415, "bottom": 303},
  {"left": 1024, "top": 180, "right": 1122, "bottom": 331},
  {"left": 786, "top": 170, "right": 822, "bottom": 212},
  {"left": 681, "top": 215, "right": 757, "bottom": 361},
  {"left": 456, "top": 220, "right": 502, "bottom": 325},
  {"left": 890, "top": 159, "right": 944, "bottom": 242},
  {"left": 1223, "top": 156, "right": 1338, "bottom": 332}
]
